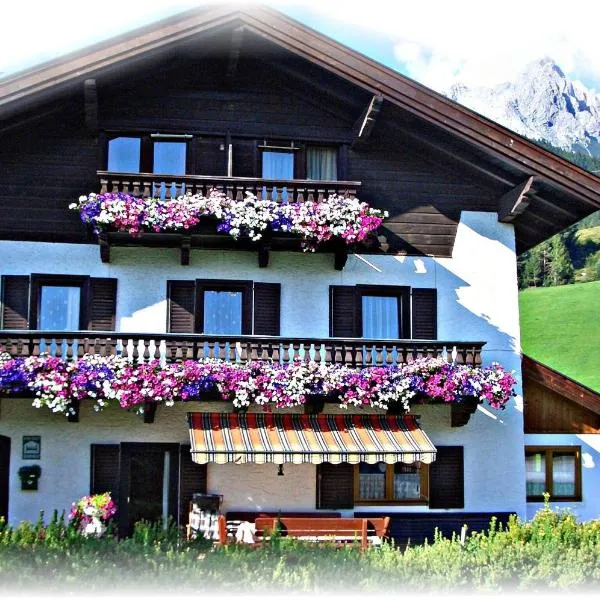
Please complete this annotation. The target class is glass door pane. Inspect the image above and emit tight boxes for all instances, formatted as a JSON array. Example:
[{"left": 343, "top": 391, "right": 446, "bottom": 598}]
[
  {"left": 38, "top": 286, "right": 81, "bottom": 330},
  {"left": 203, "top": 290, "right": 242, "bottom": 335},
  {"left": 361, "top": 296, "right": 399, "bottom": 339},
  {"left": 108, "top": 137, "right": 141, "bottom": 173}
]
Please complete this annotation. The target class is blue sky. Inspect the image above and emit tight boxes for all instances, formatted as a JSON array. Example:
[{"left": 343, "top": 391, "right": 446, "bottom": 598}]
[{"left": 3, "top": 0, "right": 600, "bottom": 93}]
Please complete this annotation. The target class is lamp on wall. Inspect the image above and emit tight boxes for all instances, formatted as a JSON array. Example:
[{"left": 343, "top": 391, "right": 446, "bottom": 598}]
[{"left": 277, "top": 464, "right": 284, "bottom": 477}]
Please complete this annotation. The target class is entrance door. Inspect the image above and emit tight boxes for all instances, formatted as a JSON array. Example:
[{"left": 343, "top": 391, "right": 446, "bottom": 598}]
[
  {"left": 0, "top": 435, "right": 10, "bottom": 520},
  {"left": 118, "top": 443, "right": 179, "bottom": 537}
]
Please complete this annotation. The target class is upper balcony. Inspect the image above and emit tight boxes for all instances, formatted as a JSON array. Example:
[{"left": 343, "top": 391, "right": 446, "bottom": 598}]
[
  {"left": 93, "top": 171, "right": 363, "bottom": 268},
  {"left": 0, "top": 330, "right": 483, "bottom": 368}
]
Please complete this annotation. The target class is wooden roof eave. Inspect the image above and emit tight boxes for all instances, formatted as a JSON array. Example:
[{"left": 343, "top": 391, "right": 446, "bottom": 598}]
[
  {"left": 522, "top": 355, "right": 600, "bottom": 417},
  {"left": 1, "top": 5, "right": 600, "bottom": 212}
]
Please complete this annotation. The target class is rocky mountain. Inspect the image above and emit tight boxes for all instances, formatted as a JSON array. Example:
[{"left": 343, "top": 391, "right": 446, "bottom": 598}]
[{"left": 447, "top": 58, "right": 600, "bottom": 158}]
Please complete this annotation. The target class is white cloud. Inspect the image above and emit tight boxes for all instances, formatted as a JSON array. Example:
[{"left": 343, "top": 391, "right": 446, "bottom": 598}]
[{"left": 3, "top": 0, "right": 600, "bottom": 92}]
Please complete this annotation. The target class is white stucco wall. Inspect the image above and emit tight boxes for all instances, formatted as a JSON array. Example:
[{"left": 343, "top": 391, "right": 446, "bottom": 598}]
[
  {"left": 0, "top": 210, "right": 526, "bottom": 525},
  {"left": 524, "top": 433, "right": 600, "bottom": 521}
]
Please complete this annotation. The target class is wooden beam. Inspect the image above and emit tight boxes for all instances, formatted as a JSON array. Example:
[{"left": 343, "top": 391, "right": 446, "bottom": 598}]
[
  {"left": 352, "top": 95, "right": 383, "bottom": 148},
  {"left": 180, "top": 235, "right": 191, "bottom": 266},
  {"left": 225, "top": 26, "right": 244, "bottom": 86},
  {"left": 83, "top": 78, "right": 98, "bottom": 132},
  {"left": 98, "top": 233, "right": 110, "bottom": 263},
  {"left": 143, "top": 402, "right": 157, "bottom": 424},
  {"left": 498, "top": 176, "right": 534, "bottom": 223}
]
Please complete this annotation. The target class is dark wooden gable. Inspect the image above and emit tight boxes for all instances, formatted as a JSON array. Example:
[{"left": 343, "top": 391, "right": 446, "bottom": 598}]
[
  {"left": 523, "top": 355, "right": 600, "bottom": 434},
  {"left": 1, "top": 6, "right": 599, "bottom": 255}
]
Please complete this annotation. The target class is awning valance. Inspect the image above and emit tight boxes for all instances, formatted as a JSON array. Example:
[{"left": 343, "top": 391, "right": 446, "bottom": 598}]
[{"left": 187, "top": 412, "right": 437, "bottom": 465}]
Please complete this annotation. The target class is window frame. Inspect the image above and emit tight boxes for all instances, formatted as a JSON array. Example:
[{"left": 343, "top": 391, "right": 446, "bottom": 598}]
[
  {"left": 353, "top": 462, "right": 429, "bottom": 505},
  {"left": 194, "top": 279, "right": 253, "bottom": 335},
  {"left": 356, "top": 285, "right": 411, "bottom": 340},
  {"left": 525, "top": 446, "right": 582, "bottom": 502},
  {"left": 104, "top": 133, "right": 194, "bottom": 175},
  {"left": 29, "top": 274, "right": 89, "bottom": 331}
]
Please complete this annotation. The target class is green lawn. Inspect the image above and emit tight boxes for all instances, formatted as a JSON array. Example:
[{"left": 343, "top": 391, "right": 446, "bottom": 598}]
[{"left": 519, "top": 281, "right": 600, "bottom": 392}]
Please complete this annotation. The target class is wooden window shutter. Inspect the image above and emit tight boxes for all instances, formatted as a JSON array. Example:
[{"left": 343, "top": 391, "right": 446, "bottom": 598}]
[
  {"left": 316, "top": 463, "right": 354, "bottom": 509},
  {"left": 0, "top": 276, "right": 30, "bottom": 329},
  {"left": 253, "top": 283, "right": 281, "bottom": 336},
  {"left": 411, "top": 288, "right": 437, "bottom": 339},
  {"left": 429, "top": 446, "right": 464, "bottom": 509},
  {"left": 90, "top": 444, "right": 120, "bottom": 507},
  {"left": 167, "top": 281, "right": 196, "bottom": 333},
  {"left": 88, "top": 278, "right": 117, "bottom": 331},
  {"left": 179, "top": 445, "right": 207, "bottom": 525},
  {"left": 329, "top": 286, "right": 357, "bottom": 337}
]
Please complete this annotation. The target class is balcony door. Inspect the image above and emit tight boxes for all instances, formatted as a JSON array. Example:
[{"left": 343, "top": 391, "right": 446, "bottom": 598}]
[
  {"left": 0, "top": 435, "right": 10, "bottom": 521},
  {"left": 118, "top": 443, "right": 180, "bottom": 537}
]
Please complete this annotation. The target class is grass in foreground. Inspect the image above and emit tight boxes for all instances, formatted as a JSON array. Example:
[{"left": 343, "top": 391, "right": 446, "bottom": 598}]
[
  {"left": 519, "top": 280, "right": 600, "bottom": 392},
  {"left": 1, "top": 504, "right": 600, "bottom": 595}
]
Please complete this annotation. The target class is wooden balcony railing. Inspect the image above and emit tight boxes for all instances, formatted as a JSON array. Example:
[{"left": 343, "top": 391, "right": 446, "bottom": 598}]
[
  {"left": 0, "top": 331, "right": 484, "bottom": 367},
  {"left": 97, "top": 171, "right": 362, "bottom": 203}
]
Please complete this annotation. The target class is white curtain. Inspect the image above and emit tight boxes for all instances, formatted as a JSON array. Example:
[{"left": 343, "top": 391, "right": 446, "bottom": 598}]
[
  {"left": 307, "top": 147, "right": 337, "bottom": 180},
  {"left": 39, "top": 286, "right": 80, "bottom": 330},
  {"left": 394, "top": 472, "right": 421, "bottom": 500},
  {"left": 525, "top": 452, "right": 547, "bottom": 496},
  {"left": 203, "top": 291, "right": 242, "bottom": 335},
  {"left": 362, "top": 296, "right": 399, "bottom": 339},
  {"left": 359, "top": 474, "right": 385, "bottom": 500},
  {"left": 553, "top": 453, "right": 576, "bottom": 496}
]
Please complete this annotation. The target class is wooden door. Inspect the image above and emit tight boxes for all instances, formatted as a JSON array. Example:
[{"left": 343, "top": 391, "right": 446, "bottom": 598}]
[{"left": 118, "top": 443, "right": 179, "bottom": 537}]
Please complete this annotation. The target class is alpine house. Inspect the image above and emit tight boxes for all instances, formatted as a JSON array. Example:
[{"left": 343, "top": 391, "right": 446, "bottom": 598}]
[{"left": 1, "top": 5, "right": 600, "bottom": 542}]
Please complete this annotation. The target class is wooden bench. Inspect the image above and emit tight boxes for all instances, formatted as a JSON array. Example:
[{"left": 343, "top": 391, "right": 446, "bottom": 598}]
[{"left": 254, "top": 516, "right": 390, "bottom": 551}]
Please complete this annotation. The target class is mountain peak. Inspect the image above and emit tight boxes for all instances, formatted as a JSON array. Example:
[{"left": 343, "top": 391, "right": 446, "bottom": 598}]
[{"left": 448, "top": 58, "right": 600, "bottom": 157}]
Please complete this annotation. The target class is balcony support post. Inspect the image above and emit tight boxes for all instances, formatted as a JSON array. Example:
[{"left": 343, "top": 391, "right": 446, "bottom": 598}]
[
  {"left": 180, "top": 235, "right": 191, "bottom": 266},
  {"left": 98, "top": 232, "right": 110, "bottom": 263}
]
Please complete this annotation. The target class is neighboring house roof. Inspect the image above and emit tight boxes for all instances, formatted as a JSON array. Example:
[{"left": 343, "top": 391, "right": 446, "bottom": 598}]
[
  {"left": 522, "top": 354, "right": 600, "bottom": 417},
  {"left": 1, "top": 4, "right": 599, "bottom": 251}
]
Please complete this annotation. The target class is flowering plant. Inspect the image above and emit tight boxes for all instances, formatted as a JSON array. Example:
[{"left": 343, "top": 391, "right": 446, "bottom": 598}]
[
  {"left": 0, "top": 351, "right": 516, "bottom": 415},
  {"left": 68, "top": 492, "right": 116, "bottom": 537},
  {"left": 69, "top": 190, "right": 387, "bottom": 251}
]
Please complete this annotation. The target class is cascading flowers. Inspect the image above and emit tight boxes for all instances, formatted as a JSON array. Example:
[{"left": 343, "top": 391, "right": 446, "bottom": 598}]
[
  {"left": 0, "top": 352, "right": 517, "bottom": 415},
  {"left": 69, "top": 492, "right": 117, "bottom": 537},
  {"left": 69, "top": 190, "right": 387, "bottom": 251}
]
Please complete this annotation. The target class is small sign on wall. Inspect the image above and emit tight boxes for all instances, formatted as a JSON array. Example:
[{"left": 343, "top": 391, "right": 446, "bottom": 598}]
[{"left": 22, "top": 436, "right": 41, "bottom": 460}]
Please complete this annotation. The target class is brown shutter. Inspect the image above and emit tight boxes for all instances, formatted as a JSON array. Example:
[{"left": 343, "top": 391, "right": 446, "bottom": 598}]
[
  {"left": 429, "top": 446, "right": 464, "bottom": 509},
  {"left": 411, "top": 288, "right": 437, "bottom": 339},
  {"left": 90, "top": 444, "right": 120, "bottom": 506},
  {"left": 179, "top": 446, "right": 207, "bottom": 525},
  {"left": 253, "top": 282, "right": 281, "bottom": 336},
  {"left": 88, "top": 278, "right": 117, "bottom": 331},
  {"left": 329, "top": 286, "right": 357, "bottom": 337},
  {"left": 167, "top": 281, "right": 196, "bottom": 333},
  {"left": 316, "top": 463, "right": 354, "bottom": 509},
  {"left": 1, "top": 276, "right": 30, "bottom": 329}
]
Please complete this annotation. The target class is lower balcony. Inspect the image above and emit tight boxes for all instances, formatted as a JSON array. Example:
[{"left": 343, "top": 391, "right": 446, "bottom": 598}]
[{"left": 0, "top": 331, "right": 484, "bottom": 367}]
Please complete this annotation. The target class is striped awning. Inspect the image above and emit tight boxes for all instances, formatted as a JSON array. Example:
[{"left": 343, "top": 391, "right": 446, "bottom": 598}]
[{"left": 187, "top": 412, "right": 437, "bottom": 465}]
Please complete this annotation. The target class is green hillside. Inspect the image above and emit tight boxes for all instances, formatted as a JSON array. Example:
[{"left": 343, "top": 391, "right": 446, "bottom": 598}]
[{"left": 519, "top": 281, "right": 600, "bottom": 393}]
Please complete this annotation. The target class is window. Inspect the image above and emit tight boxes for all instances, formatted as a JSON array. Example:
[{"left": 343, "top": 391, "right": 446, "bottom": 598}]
[
  {"left": 153, "top": 141, "right": 187, "bottom": 175},
  {"left": 262, "top": 150, "right": 294, "bottom": 179},
  {"left": 107, "top": 137, "right": 141, "bottom": 173},
  {"left": 306, "top": 146, "right": 337, "bottom": 180},
  {"left": 38, "top": 286, "right": 81, "bottom": 330},
  {"left": 357, "top": 286, "right": 410, "bottom": 339},
  {"left": 106, "top": 135, "right": 190, "bottom": 176},
  {"left": 525, "top": 446, "right": 581, "bottom": 501},
  {"left": 195, "top": 280, "right": 252, "bottom": 335},
  {"left": 354, "top": 462, "right": 429, "bottom": 504},
  {"left": 203, "top": 290, "right": 243, "bottom": 335},
  {"left": 31, "top": 276, "right": 87, "bottom": 331}
]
